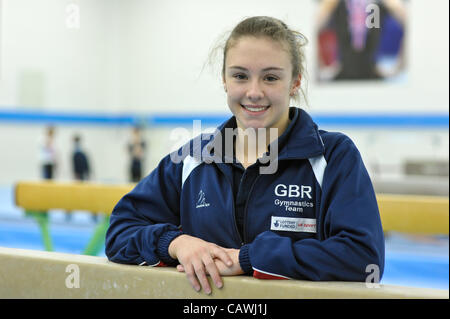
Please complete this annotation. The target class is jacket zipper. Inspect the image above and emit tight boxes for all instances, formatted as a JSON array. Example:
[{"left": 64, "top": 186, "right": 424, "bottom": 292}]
[
  {"left": 242, "top": 175, "right": 261, "bottom": 245},
  {"left": 221, "top": 168, "right": 244, "bottom": 246}
]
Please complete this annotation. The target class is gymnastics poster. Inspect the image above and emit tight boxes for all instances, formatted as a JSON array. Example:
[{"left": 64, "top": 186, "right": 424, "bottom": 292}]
[{"left": 316, "top": 0, "right": 408, "bottom": 82}]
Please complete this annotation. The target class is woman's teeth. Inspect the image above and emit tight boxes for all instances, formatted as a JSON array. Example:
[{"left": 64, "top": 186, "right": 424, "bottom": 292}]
[{"left": 242, "top": 105, "right": 269, "bottom": 112}]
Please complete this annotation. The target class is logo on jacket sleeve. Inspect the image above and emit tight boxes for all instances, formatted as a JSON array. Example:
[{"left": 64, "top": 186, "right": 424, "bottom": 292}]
[{"left": 196, "top": 190, "right": 210, "bottom": 208}]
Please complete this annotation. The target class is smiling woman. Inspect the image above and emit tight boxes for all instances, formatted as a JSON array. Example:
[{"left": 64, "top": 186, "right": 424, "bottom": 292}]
[
  {"left": 221, "top": 16, "right": 308, "bottom": 104},
  {"left": 105, "top": 16, "right": 385, "bottom": 296},
  {"left": 219, "top": 17, "right": 307, "bottom": 169}
]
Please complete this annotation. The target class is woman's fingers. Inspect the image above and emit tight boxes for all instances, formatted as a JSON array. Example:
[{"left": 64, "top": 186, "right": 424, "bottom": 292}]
[
  {"left": 193, "top": 260, "right": 212, "bottom": 294},
  {"left": 203, "top": 254, "right": 223, "bottom": 289},
  {"left": 184, "top": 263, "right": 201, "bottom": 292},
  {"left": 177, "top": 259, "right": 223, "bottom": 292},
  {"left": 211, "top": 247, "right": 233, "bottom": 267},
  {"left": 176, "top": 264, "right": 184, "bottom": 272}
]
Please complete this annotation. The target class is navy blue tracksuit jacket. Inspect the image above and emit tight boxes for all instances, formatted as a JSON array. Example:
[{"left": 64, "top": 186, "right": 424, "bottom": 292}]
[{"left": 105, "top": 107, "right": 385, "bottom": 281}]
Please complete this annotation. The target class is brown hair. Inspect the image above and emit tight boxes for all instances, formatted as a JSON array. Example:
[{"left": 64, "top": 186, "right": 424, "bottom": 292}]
[{"left": 218, "top": 16, "right": 309, "bottom": 105}]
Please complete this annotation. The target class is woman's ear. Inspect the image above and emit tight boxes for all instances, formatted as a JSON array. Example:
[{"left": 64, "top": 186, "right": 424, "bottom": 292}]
[
  {"left": 290, "top": 74, "right": 302, "bottom": 96},
  {"left": 222, "top": 77, "right": 227, "bottom": 93}
]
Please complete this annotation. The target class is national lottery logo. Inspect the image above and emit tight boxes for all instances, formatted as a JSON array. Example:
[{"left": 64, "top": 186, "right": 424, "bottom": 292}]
[{"left": 271, "top": 216, "right": 316, "bottom": 233}]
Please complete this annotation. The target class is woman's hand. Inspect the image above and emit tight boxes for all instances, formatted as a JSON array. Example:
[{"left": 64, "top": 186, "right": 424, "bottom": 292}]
[
  {"left": 176, "top": 248, "right": 244, "bottom": 277},
  {"left": 168, "top": 234, "right": 233, "bottom": 294}
]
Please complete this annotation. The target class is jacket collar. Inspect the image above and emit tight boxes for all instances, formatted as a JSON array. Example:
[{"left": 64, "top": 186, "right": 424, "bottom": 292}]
[
  {"left": 282, "top": 107, "right": 325, "bottom": 159},
  {"left": 192, "top": 107, "right": 325, "bottom": 163}
]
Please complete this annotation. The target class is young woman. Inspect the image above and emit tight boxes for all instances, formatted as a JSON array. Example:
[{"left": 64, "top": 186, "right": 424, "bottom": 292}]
[{"left": 105, "top": 16, "right": 385, "bottom": 295}]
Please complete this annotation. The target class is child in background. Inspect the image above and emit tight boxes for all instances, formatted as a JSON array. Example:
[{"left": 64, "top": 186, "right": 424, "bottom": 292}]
[
  {"left": 128, "top": 126, "right": 146, "bottom": 183},
  {"left": 72, "top": 134, "right": 90, "bottom": 182},
  {"left": 39, "top": 126, "right": 57, "bottom": 180},
  {"left": 70, "top": 134, "right": 96, "bottom": 222}
]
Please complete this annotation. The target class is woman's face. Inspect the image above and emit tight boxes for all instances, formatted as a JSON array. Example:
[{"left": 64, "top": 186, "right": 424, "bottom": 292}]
[{"left": 223, "top": 36, "right": 300, "bottom": 134}]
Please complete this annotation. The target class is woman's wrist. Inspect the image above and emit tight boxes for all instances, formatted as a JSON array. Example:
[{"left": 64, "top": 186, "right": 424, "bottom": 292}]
[
  {"left": 168, "top": 233, "right": 187, "bottom": 259},
  {"left": 238, "top": 244, "right": 253, "bottom": 274}
]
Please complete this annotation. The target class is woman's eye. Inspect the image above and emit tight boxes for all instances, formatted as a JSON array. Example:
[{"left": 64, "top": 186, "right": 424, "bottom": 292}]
[
  {"left": 233, "top": 73, "right": 247, "bottom": 80},
  {"left": 265, "top": 75, "right": 279, "bottom": 82}
]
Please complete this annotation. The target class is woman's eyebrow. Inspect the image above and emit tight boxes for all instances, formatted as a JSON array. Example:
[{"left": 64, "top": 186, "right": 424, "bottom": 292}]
[{"left": 228, "top": 66, "right": 285, "bottom": 72}]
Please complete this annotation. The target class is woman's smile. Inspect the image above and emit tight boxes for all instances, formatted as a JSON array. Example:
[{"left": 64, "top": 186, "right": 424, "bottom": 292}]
[{"left": 240, "top": 104, "right": 271, "bottom": 114}]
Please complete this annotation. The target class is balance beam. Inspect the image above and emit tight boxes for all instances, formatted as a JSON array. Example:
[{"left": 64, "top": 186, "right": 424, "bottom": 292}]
[
  {"left": 0, "top": 247, "right": 447, "bottom": 299},
  {"left": 15, "top": 181, "right": 135, "bottom": 214},
  {"left": 14, "top": 181, "right": 135, "bottom": 255},
  {"left": 377, "top": 194, "right": 449, "bottom": 234},
  {"left": 15, "top": 181, "right": 449, "bottom": 235}
]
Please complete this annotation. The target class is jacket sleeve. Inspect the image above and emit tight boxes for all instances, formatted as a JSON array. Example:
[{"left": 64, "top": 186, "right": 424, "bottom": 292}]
[
  {"left": 105, "top": 154, "right": 184, "bottom": 266},
  {"left": 242, "top": 135, "right": 385, "bottom": 281}
]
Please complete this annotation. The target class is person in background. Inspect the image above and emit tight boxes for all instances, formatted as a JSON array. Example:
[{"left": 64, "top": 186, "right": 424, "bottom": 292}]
[
  {"left": 70, "top": 134, "right": 97, "bottom": 222},
  {"left": 72, "top": 134, "right": 90, "bottom": 182},
  {"left": 40, "top": 126, "right": 57, "bottom": 180},
  {"left": 128, "top": 126, "right": 146, "bottom": 183}
]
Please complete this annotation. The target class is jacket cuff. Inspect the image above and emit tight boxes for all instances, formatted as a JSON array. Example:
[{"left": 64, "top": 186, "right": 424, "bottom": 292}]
[
  {"left": 156, "top": 230, "right": 183, "bottom": 265},
  {"left": 238, "top": 244, "right": 253, "bottom": 274}
]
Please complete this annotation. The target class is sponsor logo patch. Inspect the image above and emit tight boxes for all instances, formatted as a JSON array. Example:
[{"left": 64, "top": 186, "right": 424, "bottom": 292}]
[{"left": 271, "top": 216, "right": 316, "bottom": 233}]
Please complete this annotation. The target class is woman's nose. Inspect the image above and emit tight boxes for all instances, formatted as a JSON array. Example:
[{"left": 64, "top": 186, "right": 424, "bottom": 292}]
[{"left": 246, "top": 80, "right": 264, "bottom": 101}]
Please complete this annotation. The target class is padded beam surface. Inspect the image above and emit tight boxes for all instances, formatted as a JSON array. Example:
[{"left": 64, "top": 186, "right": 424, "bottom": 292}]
[
  {"left": 377, "top": 194, "right": 449, "bottom": 234},
  {"left": 0, "top": 247, "right": 447, "bottom": 299},
  {"left": 15, "top": 181, "right": 134, "bottom": 214}
]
